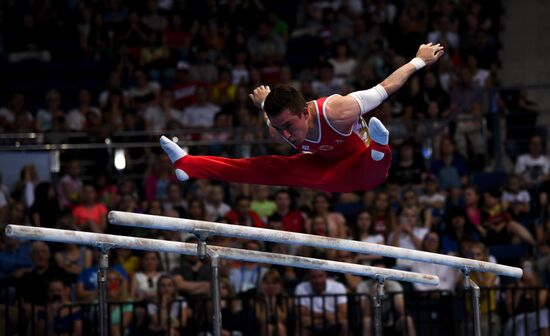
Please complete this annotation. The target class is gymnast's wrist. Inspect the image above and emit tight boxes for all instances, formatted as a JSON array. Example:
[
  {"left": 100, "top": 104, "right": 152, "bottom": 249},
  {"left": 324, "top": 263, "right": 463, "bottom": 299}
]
[{"left": 409, "top": 57, "right": 426, "bottom": 70}]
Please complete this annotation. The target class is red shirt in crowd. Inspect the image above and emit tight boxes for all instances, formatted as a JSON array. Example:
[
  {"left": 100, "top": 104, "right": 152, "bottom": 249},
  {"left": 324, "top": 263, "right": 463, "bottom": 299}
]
[{"left": 225, "top": 210, "right": 266, "bottom": 228}]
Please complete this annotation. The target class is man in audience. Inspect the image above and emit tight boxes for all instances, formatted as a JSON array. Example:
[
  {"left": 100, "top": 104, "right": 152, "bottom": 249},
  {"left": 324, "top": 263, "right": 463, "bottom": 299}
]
[{"left": 295, "top": 269, "right": 348, "bottom": 336}]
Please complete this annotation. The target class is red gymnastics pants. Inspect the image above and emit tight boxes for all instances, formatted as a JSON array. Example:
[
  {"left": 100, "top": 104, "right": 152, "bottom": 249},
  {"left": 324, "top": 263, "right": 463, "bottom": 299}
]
[{"left": 173, "top": 142, "right": 392, "bottom": 193}]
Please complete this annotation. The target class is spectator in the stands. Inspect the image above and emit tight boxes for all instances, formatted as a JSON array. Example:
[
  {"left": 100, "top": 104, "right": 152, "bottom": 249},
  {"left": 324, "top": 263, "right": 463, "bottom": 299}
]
[
  {"left": 107, "top": 269, "right": 132, "bottom": 336},
  {"left": 273, "top": 189, "right": 305, "bottom": 233},
  {"left": 36, "top": 89, "right": 65, "bottom": 132},
  {"left": 7, "top": 14, "right": 51, "bottom": 63},
  {"left": 18, "top": 242, "right": 70, "bottom": 308},
  {"left": 143, "top": 89, "right": 181, "bottom": 132},
  {"left": 389, "top": 206, "right": 430, "bottom": 269},
  {"left": 251, "top": 268, "right": 288, "bottom": 336},
  {"left": 101, "top": 89, "right": 127, "bottom": 134},
  {"left": 141, "top": 1, "right": 167, "bottom": 33},
  {"left": 357, "top": 258, "right": 416, "bottom": 336},
  {"left": 353, "top": 211, "right": 384, "bottom": 267},
  {"left": 389, "top": 141, "right": 425, "bottom": 186},
  {"left": 229, "top": 240, "right": 269, "bottom": 294},
  {"left": 430, "top": 136, "right": 469, "bottom": 189},
  {"left": 0, "top": 226, "right": 33, "bottom": 279},
  {"left": 411, "top": 231, "right": 459, "bottom": 291},
  {"left": 11, "top": 164, "right": 38, "bottom": 208},
  {"left": 171, "top": 61, "right": 203, "bottom": 109},
  {"left": 454, "top": 101, "right": 487, "bottom": 168},
  {"left": 0, "top": 93, "right": 33, "bottom": 132},
  {"left": 250, "top": 185, "right": 277, "bottom": 221},
  {"left": 147, "top": 274, "right": 189, "bottom": 335},
  {"left": 37, "top": 279, "right": 83, "bottom": 336},
  {"left": 502, "top": 174, "right": 531, "bottom": 222},
  {"left": 205, "top": 184, "right": 231, "bottom": 221},
  {"left": 187, "top": 199, "right": 209, "bottom": 221},
  {"left": 57, "top": 160, "right": 83, "bottom": 210},
  {"left": 54, "top": 243, "right": 92, "bottom": 284},
  {"left": 464, "top": 242, "right": 501, "bottom": 335},
  {"left": 144, "top": 154, "right": 178, "bottom": 202},
  {"left": 131, "top": 251, "right": 163, "bottom": 302},
  {"left": 505, "top": 259, "right": 549, "bottom": 336},
  {"left": 441, "top": 207, "right": 480, "bottom": 255},
  {"left": 371, "top": 191, "right": 397, "bottom": 239},
  {"left": 328, "top": 42, "right": 357, "bottom": 81},
  {"left": 296, "top": 269, "right": 348, "bottom": 336},
  {"left": 312, "top": 62, "right": 346, "bottom": 97},
  {"left": 312, "top": 193, "right": 347, "bottom": 238},
  {"left": 128, "top": 69, "right": 161, "bottom": 112},
  {"left": 225, "top": 195, "right": 265, "bottom": 228},
  {"left": 71, "top": 184, "right": 108, "bottom": 233},
  {"left": 162, "top": 182, "right": 187, "bottom": 217},
  {"left": 515, "top": 135, "right": 550, "bottom": 189},
  {"left": 247, "top": 22, "right": 285, "bottom": 66},
  {"left": 67, "top": 89, "right": 100, "bottom": 132},
  {"left": 180, "top": 86, "right": 220, "bottom": 128},
  {"left": 427, "top": 16, "right": 459, "bottom": 49},
  {"left": 480, "top": 189, "right": 535, "bottom": 247},
  {"left": 189, "top": 47, "right": 218, "bottom": 84}
]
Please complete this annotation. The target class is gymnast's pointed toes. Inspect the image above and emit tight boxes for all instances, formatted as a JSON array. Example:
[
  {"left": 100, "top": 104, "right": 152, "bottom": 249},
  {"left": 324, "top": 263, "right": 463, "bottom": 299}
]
[{"left": 160, "top": 135, "right": 187, "bottom": 163}]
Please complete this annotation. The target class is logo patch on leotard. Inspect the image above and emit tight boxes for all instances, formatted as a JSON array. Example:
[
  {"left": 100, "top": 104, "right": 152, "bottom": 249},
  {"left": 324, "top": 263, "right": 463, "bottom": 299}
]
[{"left": 319, "top": 145, "right": 334, "bottom": 151}]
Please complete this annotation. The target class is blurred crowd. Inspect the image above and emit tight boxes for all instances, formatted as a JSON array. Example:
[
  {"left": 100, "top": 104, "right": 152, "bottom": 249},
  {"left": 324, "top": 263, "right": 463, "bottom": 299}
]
[{"left": 1, "top": 0, "right": 549, "bottom": 335}]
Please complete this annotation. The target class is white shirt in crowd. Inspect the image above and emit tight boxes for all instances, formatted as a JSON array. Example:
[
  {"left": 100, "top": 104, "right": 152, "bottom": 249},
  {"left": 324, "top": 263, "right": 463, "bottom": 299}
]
[
  {"left": 387, "top": 227, "right": 429, "bottom": 268},
  {"left": 361, "top": 234, "right": 385, "bottom": 245},
  {"left": 66, "top": 107, "right": 100, "bottom": 131},
  {"left": 295, "top": 279, "right": 347, "bottom": 313},
  {"left": 502, "top": 190, "right": 531, "bottom": 205},
  {"left": 230, "top": 265, "right": 268, "bottom": 294},
  {"left": 147, "top": 298, "right": 187, "bottom": 321},
  {"left": 180, "top": 103, "right": 220, "bottom": 128},
  {"left": 144, "top": 105, "right": 182, "bottom": 132},
  {"left": 205, "top": 202, "right": 231, "bottom": 221},
  {"left": 134, "top": 272, "right": 163, "bottom": 300},
  {"left": 410, "top": 261, "right": 459, "bottom": 291},
  {"left": 515, "top": 154, "right": 550, "bottom": 185},
  {"left": 328, "top": 58, "right": 357, "bottom": 79}
]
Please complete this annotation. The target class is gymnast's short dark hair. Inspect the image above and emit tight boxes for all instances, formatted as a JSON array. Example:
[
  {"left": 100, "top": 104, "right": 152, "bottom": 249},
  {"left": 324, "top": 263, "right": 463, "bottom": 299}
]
[{"left": 264, "top": 85, "right": 307, "bottom": 118}]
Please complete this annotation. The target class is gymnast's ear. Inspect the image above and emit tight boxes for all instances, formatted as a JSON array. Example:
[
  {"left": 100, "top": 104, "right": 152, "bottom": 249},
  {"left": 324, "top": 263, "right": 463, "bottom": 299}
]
[{"left": 302, "top": 105, "right": 310, "bottom": 119}]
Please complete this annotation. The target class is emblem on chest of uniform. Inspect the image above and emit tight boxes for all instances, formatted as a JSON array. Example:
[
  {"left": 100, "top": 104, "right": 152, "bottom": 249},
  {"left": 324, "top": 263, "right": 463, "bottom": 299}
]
[
  {"left": 335, "top": 139, "right": 344, "bottom": 144},
  {"left": 302, "top": 145, "right": 310, "bottom": 150},
  {"left": 319, "top": 145, "right": 334, "bottom": 151}
]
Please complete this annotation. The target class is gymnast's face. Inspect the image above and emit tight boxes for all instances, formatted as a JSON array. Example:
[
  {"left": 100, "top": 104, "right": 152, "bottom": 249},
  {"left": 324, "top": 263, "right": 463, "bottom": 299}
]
[{"left": 269, "top": 108, "right": 310, "bottom": 147}]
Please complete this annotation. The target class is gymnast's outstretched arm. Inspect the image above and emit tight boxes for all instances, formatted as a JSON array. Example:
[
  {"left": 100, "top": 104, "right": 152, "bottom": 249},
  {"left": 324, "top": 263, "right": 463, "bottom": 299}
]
[{"left": 326, "top": 43, "right": 445, "bottom": 134}]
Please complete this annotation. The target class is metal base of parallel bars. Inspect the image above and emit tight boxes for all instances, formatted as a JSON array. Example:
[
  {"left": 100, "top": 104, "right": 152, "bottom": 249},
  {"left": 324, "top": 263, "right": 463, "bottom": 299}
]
[
  {"left": 194, "top": 229, "right": 221, "bottom": 336},
  {"left": 97, "top": 246, "right": 111, "bottom": 336},
  {"left": 374, "top": 277, "right": 385, "bottom": 336},
  {"left": 462, "top": 269, "right": 481, "bottom": 336}
]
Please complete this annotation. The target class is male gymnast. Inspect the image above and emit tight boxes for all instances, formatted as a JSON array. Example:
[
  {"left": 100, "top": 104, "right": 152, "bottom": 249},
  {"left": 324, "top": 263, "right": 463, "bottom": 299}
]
[{"left": 160, "top": 43, "right": 444, "bottom": 193}]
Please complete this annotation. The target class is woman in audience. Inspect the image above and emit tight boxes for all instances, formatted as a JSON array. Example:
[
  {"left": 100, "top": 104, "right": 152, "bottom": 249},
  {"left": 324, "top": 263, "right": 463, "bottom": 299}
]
[
  {"left": 370, "top": 191, "right": 397, "bottom": 240},
  {"left": 131, "top": 251, "right": 163, "bottom": 302},
  {"left": 441, "top": 207, "right": 480, "bottom": 255},
  {"left": 312, "top": 193, "right": 347, "bottom": 238},
  {"left": 465, "top": 242, "right": 501, "bottom": 335},
  {"left": 352, "top": 211, "right": 384, "bottom": 265},
  {"left": 54, "top": 243, "right": 92, "bottom": 284},
  {"left": 505, "top": 259, "right": 549, "bottom": 336},
  {"left": 148, "top": 274, "right": 189, "bottom": 335},
  {"left": 252, "top": 269, "right": 288, "bottom": 336}
]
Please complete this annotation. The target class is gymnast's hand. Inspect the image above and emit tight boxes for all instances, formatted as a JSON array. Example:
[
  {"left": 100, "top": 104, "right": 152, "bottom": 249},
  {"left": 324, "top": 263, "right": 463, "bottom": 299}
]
[
  {"left": 416, "top": 43, "right": 445, "bottom": 66},
  {"left": 249, "top": 85, "right": 271, "bottom": 109}
]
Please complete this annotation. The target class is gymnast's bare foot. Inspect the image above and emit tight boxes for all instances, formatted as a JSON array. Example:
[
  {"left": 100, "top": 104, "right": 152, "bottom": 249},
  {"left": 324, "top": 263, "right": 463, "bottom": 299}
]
[{"left": 160, "top": 136, "right": 189, "bottom": 181}]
